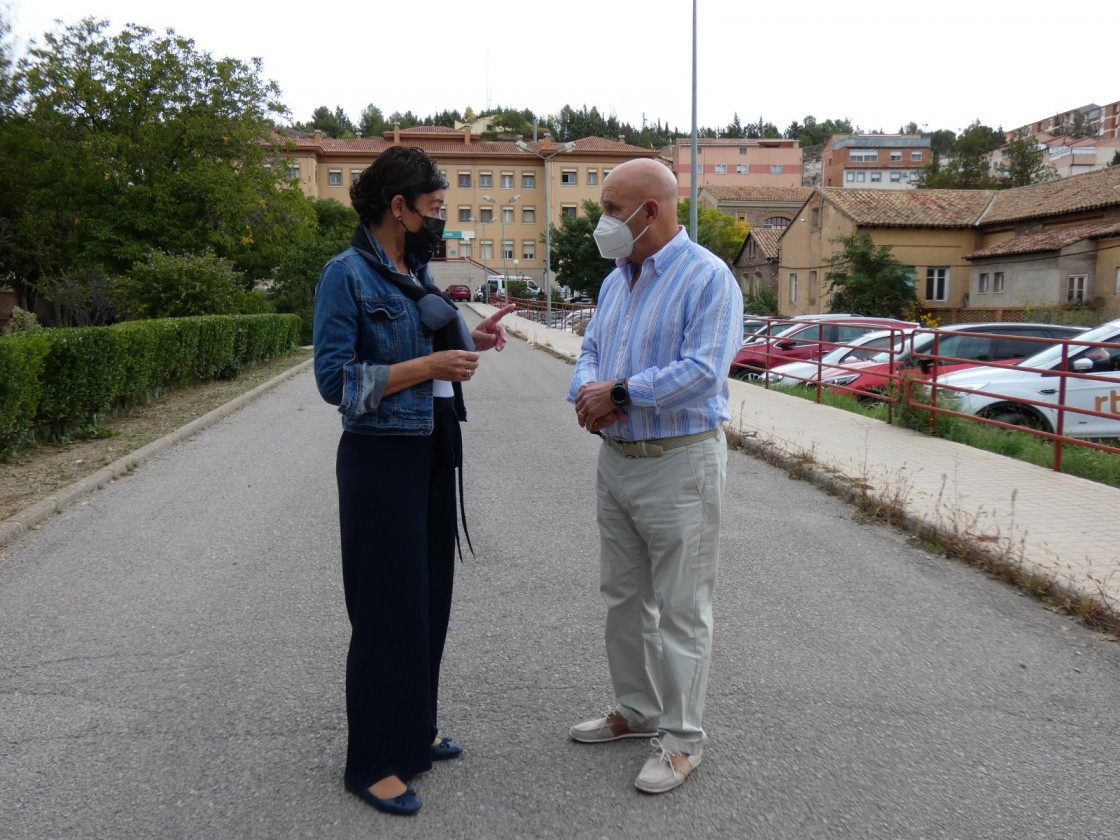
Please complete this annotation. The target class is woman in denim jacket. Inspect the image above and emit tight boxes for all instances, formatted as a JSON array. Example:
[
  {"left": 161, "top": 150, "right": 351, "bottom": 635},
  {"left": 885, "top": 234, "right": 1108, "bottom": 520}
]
[{"left": 313, "top": 147, "right": 514, "bottom": 817}]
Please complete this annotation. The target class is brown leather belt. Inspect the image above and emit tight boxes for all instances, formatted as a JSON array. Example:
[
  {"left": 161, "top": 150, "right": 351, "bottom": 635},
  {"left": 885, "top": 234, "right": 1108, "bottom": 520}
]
[{"left": 601, "top": 428, "right": 720, "bottom": 458}]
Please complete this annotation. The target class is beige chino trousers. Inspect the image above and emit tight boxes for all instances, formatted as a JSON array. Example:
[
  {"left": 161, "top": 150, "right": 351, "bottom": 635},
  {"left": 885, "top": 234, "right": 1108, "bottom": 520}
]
[{"left": 595, "top": 431, "right": 726, "bottom": 754}]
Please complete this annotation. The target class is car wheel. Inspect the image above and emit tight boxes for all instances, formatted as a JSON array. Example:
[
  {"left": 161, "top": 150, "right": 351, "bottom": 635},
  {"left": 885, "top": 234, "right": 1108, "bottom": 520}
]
[
  {"left": 855, "top": 387, "right": 889, "bottom": 405},
  {"left": 731, "top": 368, "right": 764, "bottom": 382},
  {"left": 979, "top": 404, "right": 1051, "bottom": 433}
]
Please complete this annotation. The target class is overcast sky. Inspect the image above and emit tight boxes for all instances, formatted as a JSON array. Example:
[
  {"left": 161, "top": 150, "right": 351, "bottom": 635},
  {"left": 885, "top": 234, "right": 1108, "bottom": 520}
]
[{"left": 9, "top": 0, "right": 1118, "bottom": 136}]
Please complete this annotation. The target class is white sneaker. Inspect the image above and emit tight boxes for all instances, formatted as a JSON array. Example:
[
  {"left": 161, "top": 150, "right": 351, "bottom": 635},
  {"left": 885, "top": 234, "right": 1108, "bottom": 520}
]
[
  {"left": 569, "top": 708, "right": 658, "bottom": 743},
  {"left": 634, "top": 738, "right": 702, "bottom": 794}
]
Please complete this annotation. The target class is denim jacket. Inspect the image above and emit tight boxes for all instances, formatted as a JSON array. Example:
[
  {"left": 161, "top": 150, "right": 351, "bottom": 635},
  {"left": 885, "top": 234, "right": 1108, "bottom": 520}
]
[{"left": 313, "top": 239, "right": 459, "bottom": 435}]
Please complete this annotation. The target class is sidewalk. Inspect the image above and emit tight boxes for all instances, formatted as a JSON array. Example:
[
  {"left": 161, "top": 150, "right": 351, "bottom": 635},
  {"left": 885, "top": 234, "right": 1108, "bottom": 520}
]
[{"left": 493, "top": 304, "right": 1120, "bottom": 618}]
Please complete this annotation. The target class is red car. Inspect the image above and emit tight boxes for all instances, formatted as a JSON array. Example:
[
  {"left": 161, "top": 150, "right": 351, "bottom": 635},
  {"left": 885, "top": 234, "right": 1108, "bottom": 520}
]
[
  {"left": 812, "top": 322, "right": 1088, "bottom": 401},
  {"left": 446, "top": 284, "right": 472, "bottom": 301},
  {"left": 730, "top": 316, "right": 916, "bottom": 381}
]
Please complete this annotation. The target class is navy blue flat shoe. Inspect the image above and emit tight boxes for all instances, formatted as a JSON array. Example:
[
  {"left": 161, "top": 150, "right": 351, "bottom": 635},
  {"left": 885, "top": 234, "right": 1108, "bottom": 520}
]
[
  {"left": 431, "top": 736, "right": 463, "bottom": 760},
  {"left": 353, "top": 786, "right": 421, "bottom": 816}
]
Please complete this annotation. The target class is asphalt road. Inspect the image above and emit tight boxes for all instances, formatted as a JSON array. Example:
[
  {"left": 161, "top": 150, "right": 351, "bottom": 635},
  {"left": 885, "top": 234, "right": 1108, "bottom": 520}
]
[{"left": 2, "top": 314, "right": 1119, "bottom": 839}]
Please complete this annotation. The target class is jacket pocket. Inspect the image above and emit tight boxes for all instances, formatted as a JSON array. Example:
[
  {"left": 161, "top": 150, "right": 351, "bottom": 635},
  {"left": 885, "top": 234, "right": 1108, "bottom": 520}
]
[{"left": 361, "top": 297, "right": 410, "bottom": 358}]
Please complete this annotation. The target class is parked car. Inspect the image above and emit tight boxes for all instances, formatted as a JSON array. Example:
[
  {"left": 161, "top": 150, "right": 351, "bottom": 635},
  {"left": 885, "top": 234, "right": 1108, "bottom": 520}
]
[
  {"left": 813, "top": 322, "right": 1088, "bottom": 401},
  {"left": 446, "top": 284, "right": 471, "bottom": 301},
  {"left": 766, "top": 327, "right": 917, "bottom": 386},
  {"left": 562, "top": 307, "right": 596, "bottom": 333},
  {"left": 934, "top": 318, "right": 1120, "bottom": 437},
  {"left": 566, "top": 293, "right": 594, "bottom": 304},
  {"left": 730, "top": 316, "right": 916, "bottom": 380},
  {"left": 740, "top": 313, "right": 861, "bottom": 347}
]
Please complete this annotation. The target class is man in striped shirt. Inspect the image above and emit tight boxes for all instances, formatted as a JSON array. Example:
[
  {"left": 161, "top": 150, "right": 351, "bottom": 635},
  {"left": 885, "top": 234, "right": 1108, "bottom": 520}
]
[{"left": 567, "top": 158, "right": 743, "bottom": 794}]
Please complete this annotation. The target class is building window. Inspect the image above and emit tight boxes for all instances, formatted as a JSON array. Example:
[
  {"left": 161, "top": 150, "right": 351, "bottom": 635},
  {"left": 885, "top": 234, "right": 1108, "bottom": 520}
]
[
  {"left": 458, "top": 171, "right": 472, "bottom": 188},
  {"left": 870, "top": 172, "right": 882, "bottom": 182},
  {"left": 328, "top": 170, "right": 342, "bottom": 186},
  {"left": 850, "top": 150, "right": 878, "bottom": 162},
  {"left": 481, "top": 240, "right": 493, "bottom": 260},
  {"left": 890, "top": 151, "right": 903, "bottom": 162},
  {"left": 789, "top": 272, "right": 798, "bottom": 304},
  {"left": 587, "top": 169, "right": 598, "bottom": 186},
  {"left": 1067, "top": 274, "right": 1087, "bottom": 303},
  {"left": 856, "top": 172, "right": 866, "bottom": 182},
  {"left": 287, "top": 164, "right": 300, "bottom": 180},
  {"left": 603, "top": 168, "right": 612, "bottom": 179},
  {"left": 909, "top": 171, "right": 920, "bottom": 181},
  {"left": 460, "top": 240, "right": 472, "bottom": 259},
  {"left": 978, "top": 272, "right": 990, "bottom": 294},
  {"left": 561, "top": 204, "right": 577, "bottom": 218},
  {"left": 458, "top": 207, "right": 472, "bottom": 222},
  {"left": 502, "top": 240, "right": 514, "bottom": 260},
  {"left": 845, "top": 172, "right": 855, "bottom": 182},
  {"left": 890, "top": 172, "right": 902, "bottom": 182},
  {"left": 771, "top": 164, "right": 784, "bottom": 175},
  {"left": 479, "top": 171, "right": 492, "bottom": 188},
  {"left": 351, "top": 169, "right": 363, "bottom": 184},
  {"left": 715, "top": 164, "right": 727, "bottom": 174},
  {"left": 480, "top": 207, "right": 493, "bottom": 223},
  {"left": 502, "top": 207, "right": 514, "bottom": 224},
  {"left": 926, "top": 267, "right": 949, "bottom": 301},
  {"left": 522, "top": 172, "right": 535, "bottom": 189},
  {"left": 763, "top": 216, "right": 790, "bottom": 229},
  {"left": 522, "top": 207, "right": 535, "bottom": 223},
  {"left": 739, "top": 147, "right": 747, "bottom": 154},
  {"left": 811, "top": 207, "right": 821, "bottom": 227},
  {"left": 911, "top": 151, "right": 924, "bottom": 161},
  {"left": 809, "top": 270, "right": 818, "bottom": 304},
  {"left": 736, "top": 164, "right": 748, "bottom": 174},
  {"left": 501, "top": 172, "right": 514, "bottom": 189},
  {"left": 994, "top": 271, "right": 1005, "bottom": 293},
  {"left": 561, "top": 169, "right": 577, "bottom": 185},
  {"left": 522, "top": 240, "right": 535, "bottom": 260}
]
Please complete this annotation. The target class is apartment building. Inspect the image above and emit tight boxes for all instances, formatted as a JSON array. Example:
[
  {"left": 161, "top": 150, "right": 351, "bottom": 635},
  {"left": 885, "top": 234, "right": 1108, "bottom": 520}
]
[
  {"left": 820, "top": 134, "right": 932, "bottom": 189},
  {"left": 278, "top": 124, "right": 659, "bottom": 289},
  {"left": 666, "top": 138, "right": 803, "bottom": 198},
  {"left": 990, "top": 131, "right": 1120, "bottom": 180},
  {"left": 1009, "top": 100, "right": 1120, "bottom": 143}
]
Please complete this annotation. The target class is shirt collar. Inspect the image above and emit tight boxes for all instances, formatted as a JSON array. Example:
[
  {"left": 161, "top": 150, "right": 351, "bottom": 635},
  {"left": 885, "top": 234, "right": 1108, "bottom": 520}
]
[{"left": 615, "top": 226, "right": 689, "bottom": 279}]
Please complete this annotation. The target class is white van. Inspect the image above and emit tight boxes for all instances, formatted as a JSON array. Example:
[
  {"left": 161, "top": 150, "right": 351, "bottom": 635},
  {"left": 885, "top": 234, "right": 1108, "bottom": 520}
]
[
  {"left": 936, "top": 318, "right": 1120, "bottom": 437},
  {"left": 486, "top": 275, "right": 541, "bottom": 298}
]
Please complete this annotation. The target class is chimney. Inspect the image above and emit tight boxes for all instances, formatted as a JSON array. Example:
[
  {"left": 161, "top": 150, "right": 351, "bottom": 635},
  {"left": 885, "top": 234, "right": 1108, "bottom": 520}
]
[
  {"left": 463, "top": 125, "right": 471, "bottom": 145},
  {"left": 356, "top": 130, "right": 362, "bottom": 138},
  {"left": 314, "top": 129, "right": 322, "bottom": 143},
  {"left": 393, "top": 122, "right": 400, "bottom": 144},
  {"left": 618, "top": 134, "right": 625, "bottom": 144}
]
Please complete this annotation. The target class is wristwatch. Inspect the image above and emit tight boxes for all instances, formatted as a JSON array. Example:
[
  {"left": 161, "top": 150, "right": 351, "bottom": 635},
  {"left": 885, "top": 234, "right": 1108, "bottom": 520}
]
[{"left": 610, "top": 378, "right": 630, "bottom": 407}]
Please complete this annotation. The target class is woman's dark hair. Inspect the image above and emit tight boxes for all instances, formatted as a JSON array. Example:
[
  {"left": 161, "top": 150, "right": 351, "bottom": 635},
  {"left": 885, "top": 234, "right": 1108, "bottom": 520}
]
[{"left": 350, "top": 146, "right": 449, "bottom": 224}]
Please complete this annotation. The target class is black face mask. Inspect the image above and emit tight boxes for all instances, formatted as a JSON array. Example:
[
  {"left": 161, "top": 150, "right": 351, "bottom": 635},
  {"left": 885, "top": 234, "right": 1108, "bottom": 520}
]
[{"left": 401, "top": 206, "right": 445, "bottom": 253}]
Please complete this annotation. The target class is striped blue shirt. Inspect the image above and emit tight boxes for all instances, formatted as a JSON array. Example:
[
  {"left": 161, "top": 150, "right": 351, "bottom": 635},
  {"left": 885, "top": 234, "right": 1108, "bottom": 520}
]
[{"left": 568, "top": 227, "right": 743, "bottom": 440}]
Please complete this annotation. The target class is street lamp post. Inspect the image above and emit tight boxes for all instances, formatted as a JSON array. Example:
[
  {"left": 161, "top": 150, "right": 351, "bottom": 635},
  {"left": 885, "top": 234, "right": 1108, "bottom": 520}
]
[
  {"left": 482, "top": 193, "right": 520, "bottom": 301},
  {"left": 516, "top": 139, "right": 575, "bottom": 326},
  {"left": 468, "top": 216, "right": 491, "bottom": 301}
]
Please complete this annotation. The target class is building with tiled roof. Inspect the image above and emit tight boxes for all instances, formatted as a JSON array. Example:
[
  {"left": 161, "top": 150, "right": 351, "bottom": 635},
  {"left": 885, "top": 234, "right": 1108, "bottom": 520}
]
[
  {"left": 276, "top": 125, "right": 659, "bottom": 291},
  {"left": 774, "top": 165, "right": 1120, "bottom": 318},
  {"left": 732, "top": 228, "right": 784, "bottom": 302},
  {"left": 698, "top": 185, "right": 813, "bottom": 232}
]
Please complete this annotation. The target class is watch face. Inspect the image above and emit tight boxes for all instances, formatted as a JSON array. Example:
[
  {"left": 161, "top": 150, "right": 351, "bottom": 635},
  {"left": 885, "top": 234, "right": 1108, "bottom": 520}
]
[{"left": 611, "top": 383, "right": 628, "bottom": 405}]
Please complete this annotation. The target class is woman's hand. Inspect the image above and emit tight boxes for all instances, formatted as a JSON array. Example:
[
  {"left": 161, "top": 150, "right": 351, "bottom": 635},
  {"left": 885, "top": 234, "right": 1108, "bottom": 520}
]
[
  {"left": 472, "top": 304, "right": 516, "bottom": 352},
  {"left": 429, "top": 350, "right": 480, "bottom": 382}
]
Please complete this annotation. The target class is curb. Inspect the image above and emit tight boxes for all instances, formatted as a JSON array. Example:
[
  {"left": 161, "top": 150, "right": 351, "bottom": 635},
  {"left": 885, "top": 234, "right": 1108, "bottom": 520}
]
[{"left": 0, "top": 358, "right": 314, "bottom": 549}]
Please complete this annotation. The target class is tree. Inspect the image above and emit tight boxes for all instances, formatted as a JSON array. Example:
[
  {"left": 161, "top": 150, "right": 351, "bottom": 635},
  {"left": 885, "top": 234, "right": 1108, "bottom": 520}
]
[
  {"left": 916, "top": 121, "right": 1003, "bottom": 189},
  {"left": 1110, "top": 149, "right": 1120, "bottom": 168},
  {"left": 114, "top": 250, "right": 248, "bottom": 318},
  {"left": 549, "top": 200, "right": 606, "bottom": 296},
  {"left": 2, "top": 17, "right": 315, "bottom": 302},
  {"left": 307, "top": 105, "right": 355, "bottom": 138},
  {"left": 677, "top": 199, "right": 749, "bottom": 265},
  {"left": 997, "top": 133, "right": 1057, "bottom": 187},
  {"left": 358, "top": 104, "right": 386, "bottom": 137},
  {"left": 825, "top": 232, "right": 918, "bottom": 318}
]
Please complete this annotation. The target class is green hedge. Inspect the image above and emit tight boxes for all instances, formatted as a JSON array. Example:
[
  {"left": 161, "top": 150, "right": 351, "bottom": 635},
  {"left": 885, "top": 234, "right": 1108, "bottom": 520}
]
[{"left": 0, "top": 313, "right": 300, "bottom": 458}]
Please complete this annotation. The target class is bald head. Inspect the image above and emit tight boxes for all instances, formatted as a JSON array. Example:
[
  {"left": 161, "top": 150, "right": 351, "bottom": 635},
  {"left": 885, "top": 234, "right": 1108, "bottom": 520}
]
[{"left": 599, "top": 159, "right": 680, "bottom": 262}]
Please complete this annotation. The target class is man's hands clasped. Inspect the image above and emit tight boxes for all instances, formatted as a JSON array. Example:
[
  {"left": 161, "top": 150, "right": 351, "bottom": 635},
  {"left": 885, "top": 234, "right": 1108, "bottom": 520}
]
[{"left": 574, "top": 382, "right": 627, "bottom": 434}]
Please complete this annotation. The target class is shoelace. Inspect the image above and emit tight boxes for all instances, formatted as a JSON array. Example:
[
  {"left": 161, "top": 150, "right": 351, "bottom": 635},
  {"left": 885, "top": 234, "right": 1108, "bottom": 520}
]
[{"left": 649, "top": 737, "right": 684, "bottom": 778}]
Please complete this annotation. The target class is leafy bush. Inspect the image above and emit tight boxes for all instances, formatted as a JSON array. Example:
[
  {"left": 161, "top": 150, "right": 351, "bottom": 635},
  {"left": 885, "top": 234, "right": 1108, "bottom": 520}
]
[
  {"left": 0, "top": 334, "right": 50, "bottom": 458},
  {"left": 115, "top": 251, "right": 246, "bottom": 319},
  {"left": 8, "top": 306, "right": 43, "bottom": 333}
]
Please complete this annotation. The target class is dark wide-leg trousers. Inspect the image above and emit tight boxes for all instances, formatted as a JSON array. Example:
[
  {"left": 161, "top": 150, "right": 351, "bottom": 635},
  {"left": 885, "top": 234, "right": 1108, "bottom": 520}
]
[{"left": 335, "top": 399, "right": 460, "bottom": 792}]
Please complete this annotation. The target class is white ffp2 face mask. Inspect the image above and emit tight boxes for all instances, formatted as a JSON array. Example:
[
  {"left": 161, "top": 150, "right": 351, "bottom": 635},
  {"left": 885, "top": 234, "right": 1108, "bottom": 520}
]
[{"left": 593, "top": 202, "right": 650, "bottom": 259}]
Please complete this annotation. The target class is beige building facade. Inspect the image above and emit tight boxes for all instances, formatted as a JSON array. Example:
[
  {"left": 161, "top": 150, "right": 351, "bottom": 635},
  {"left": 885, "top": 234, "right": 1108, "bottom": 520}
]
[
  {"left": 667, "top": 138, "right": 803, "bottom": 198},
  {"left": 278, "top": 125, "right": 659, "bottom": 290}
]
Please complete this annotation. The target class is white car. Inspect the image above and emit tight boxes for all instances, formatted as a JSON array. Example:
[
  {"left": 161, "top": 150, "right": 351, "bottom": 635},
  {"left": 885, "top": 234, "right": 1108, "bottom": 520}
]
[
  {"left": 767, "top": 328, "right": 915, "bottom": 386},
  {"left": 935, "top": 318, "right": 1120, "bottom": 438}
]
